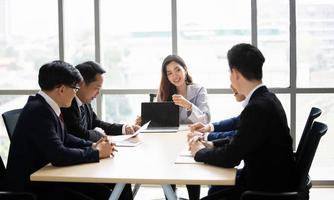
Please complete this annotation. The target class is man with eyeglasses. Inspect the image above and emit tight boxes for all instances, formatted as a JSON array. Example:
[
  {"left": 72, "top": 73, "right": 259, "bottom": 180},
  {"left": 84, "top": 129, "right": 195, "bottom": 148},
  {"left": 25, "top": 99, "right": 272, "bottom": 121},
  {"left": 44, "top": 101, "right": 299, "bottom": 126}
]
[{"left": 5, "top": 60, "right": 120, "bottom": 199}]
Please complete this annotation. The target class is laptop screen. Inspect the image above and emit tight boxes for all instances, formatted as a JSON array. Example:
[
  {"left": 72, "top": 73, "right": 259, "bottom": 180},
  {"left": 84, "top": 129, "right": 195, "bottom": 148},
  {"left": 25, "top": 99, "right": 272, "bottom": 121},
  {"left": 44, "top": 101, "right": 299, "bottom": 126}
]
[{"left": 141, "top": 102, "right": 179, "bottom": 127}]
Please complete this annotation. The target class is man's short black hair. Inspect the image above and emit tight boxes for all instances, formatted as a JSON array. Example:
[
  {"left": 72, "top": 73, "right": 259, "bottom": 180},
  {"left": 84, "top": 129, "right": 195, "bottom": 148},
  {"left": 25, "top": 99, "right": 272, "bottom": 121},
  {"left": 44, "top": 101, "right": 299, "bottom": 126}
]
[
  {"left": 38, "top": 60, "right": 83, "bottom": 91},
  {"left": 227, "top": 43, "right": 265, "bottom": 81},
  {"left": 75, "top": 61, "right": 106, "bottom": 85}
]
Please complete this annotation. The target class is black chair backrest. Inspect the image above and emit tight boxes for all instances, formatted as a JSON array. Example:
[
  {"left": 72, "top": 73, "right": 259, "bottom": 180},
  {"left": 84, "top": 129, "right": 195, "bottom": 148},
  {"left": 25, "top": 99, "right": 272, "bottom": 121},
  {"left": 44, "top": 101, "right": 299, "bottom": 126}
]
[
  {"left": 0, "top": 156, "right": 5, "bottom": 180},
  {"left": 295, "top": 107, "right": 322, "bottom": 163},
  {"left": 149, "top": 93, "right": 157, "bottom": 102},
  {"left": 2, "top": 109, "right": 22, "bottom": 141},
  {"left": 296, "top": 121, "right": 327, "bottom": 190}
]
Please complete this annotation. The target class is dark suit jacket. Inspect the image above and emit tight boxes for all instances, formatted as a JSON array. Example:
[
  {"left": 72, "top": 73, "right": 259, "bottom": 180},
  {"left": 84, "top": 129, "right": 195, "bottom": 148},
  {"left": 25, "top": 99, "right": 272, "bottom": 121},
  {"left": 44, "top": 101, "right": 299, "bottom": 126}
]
[
  {"left": 61, "top": 99, "right": 123, "bottom": 142},
  {"left": 195, "top": 86, "right": 296, "bottom": 192},
  {"left": 5, "top": 94, "right": 99, "bottom": 192},
  {"left": 208, "top": 116, "right": 240, "bottom": 141}
]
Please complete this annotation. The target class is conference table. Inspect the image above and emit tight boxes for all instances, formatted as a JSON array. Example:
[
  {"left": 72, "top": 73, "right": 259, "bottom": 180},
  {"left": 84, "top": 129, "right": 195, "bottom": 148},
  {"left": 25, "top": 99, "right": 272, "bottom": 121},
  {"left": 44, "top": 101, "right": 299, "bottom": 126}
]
[{"left": 31, "top": 129, "right": 236, "bottom": 200}]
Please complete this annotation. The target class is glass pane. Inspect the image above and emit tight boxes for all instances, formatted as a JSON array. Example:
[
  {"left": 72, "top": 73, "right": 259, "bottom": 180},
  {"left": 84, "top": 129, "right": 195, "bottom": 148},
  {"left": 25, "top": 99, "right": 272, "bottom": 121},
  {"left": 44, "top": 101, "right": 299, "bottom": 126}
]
[
  {"left": 64, "top": 0, "right": 95, "bottom": 64},
  {"left": 103, "top": 95, "right": 147, "bottom": 124},
  {"left": 101, "top": 0, "right": 172, "bottom": 89},
  {"left": 297, "top": 1, "right": 334, "bottom": 87},
  {"left": 297, "top": 94, "right": 334, "bottom": 180},
  {"left": 276, "top": 94, "right": 291, "bottom": 127},
  {"left": 178, "top": 0, "right": 251, "bottom": 88},
  {"left": 258, "top": 0, "right": 290, "bottom": 87},
  {"left": 209, "top": 93, "right": 290, "bottom": 126},
  {"left": 0, "top": 0, "right": 58, "bottom": 89},
  {"left": 209, "top": 94, "right": 247, "bottom": 123},
  {"left": 0, "top": 95, "right": 29, "bottom": 164}
]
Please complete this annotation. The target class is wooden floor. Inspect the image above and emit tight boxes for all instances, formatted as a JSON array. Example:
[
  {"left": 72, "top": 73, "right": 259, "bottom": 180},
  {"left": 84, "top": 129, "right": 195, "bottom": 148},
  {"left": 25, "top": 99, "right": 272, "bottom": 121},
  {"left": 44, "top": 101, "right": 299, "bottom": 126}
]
[{"left": 133, "top": 185, "right": 334, "bottom": 200}]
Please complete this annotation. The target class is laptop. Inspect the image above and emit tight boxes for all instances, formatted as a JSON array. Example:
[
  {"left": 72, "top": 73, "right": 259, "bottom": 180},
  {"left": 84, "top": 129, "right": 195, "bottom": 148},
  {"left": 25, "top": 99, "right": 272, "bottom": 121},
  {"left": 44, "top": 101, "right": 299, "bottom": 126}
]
[{"left": 141, "top": 102, "right": 179, "bottom": 133}]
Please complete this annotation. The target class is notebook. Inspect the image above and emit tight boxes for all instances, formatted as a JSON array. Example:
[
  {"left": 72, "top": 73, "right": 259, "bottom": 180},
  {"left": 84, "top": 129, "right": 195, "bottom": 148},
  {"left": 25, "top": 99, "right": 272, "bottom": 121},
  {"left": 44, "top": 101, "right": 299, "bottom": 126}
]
[{"left": 141, "top": 102, "right": 179, "bottom": 133}]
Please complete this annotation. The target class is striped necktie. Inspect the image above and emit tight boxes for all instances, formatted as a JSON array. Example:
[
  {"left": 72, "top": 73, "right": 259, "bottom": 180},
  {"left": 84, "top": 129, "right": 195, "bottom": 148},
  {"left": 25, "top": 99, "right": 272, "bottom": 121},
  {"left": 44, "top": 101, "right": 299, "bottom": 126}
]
[{"left": 80, "top": 105, "right": 88, "bottom": 129}]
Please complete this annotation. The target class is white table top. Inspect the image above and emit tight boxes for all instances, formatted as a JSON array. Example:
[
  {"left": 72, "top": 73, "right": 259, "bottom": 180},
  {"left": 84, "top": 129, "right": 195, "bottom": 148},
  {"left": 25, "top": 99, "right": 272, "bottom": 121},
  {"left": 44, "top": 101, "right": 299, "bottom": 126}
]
[{"left": 31, "top": 132, "right": 236, "bottom": 186}]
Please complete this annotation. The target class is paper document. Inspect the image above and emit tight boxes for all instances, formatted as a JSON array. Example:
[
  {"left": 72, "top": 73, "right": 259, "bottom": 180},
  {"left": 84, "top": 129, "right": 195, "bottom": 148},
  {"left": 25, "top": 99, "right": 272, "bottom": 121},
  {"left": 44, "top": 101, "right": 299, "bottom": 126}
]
[
  {"left": 108, "top": 121, "right": 150, "bottom": 147},
  {"left": 114, "top": 136, "right": 142, "bottom": 147},
  {"left": 174, "top": 148, "right": 203, "bottom": 164},
  {"left": 175, "top": 155, "right": 202, "bottom": 164},
  {"left": 179, "top": 149, "right": 192, "bottom": 157}
]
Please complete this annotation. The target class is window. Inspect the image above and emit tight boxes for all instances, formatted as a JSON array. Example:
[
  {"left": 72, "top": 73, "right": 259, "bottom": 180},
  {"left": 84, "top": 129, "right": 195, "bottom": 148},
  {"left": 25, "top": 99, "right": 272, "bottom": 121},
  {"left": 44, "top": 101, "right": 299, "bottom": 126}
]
[
  {"left": 64, "top": 0, "right": 95, "bottom": 64},
  {"left": 101, "top": 0, "right": 172, "bottom": 89},
  {"left": 297, "top": 1, "right": 334, "bottom": 87},
  {"left": 0, "top": 0, "right": 333, "bottom": 184},
  {"left": 102, "top": 94, "right": 147, "bottom": 123},
  {"left": 297, "top": 94, "right": 334, "bottom": 180},
  {"left": 258, "top": 0, "right": 290, "bottom": 87},
  {"left": 178, "top": 0, "right": 251, "bottom": 88},
  {"left": 0, "top": 0, "right": 58, "bottom": 89}
]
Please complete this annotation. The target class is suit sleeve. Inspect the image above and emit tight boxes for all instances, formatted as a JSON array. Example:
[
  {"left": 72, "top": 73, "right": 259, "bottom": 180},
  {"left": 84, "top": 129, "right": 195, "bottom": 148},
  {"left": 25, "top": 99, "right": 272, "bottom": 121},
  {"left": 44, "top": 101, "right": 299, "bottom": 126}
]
[
  {"left": 212, "top": 116, "right": 240, "bottom": 132},
  {"left": 61, "top": 104, "right": 105, "bottom": 142},
  {"left": 187, "top": 86, "right": 211, "bottom": 124},
  {"left": 30, "top": 112, "right": 99, "bottom": 167},
  {"left": 90, "top": 104, "right": 123, "bottom": 136},
  {"left": 207, "top": 130, "right": 238, "bottom": 141},
  {"left": 195, "top": 105, "right": 268, "bottom": 168},
  {"left": 64, "top": 132, "right": 94, "bottom": 148}
]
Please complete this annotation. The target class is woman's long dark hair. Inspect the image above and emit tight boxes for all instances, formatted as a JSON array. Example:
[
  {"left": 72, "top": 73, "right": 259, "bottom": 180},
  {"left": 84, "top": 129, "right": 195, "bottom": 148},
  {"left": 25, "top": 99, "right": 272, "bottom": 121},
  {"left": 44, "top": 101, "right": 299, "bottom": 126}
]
[{"left": 159, "top": 55, "right": 193, "bottom": 101}]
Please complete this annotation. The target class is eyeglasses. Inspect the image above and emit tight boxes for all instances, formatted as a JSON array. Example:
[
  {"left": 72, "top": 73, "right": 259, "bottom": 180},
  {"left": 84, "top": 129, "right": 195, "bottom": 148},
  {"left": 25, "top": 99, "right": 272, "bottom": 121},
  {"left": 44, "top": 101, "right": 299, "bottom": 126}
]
[{"left": 69, "top": 85, "right": 80, "bottom": 93}]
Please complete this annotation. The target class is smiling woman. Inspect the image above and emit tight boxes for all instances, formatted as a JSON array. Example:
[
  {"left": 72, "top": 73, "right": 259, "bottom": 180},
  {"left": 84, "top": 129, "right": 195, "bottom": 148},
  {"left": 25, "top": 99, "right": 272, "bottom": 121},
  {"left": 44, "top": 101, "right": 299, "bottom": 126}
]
[{"left": 157, "top": 55, "right": 211, "bottom": 125}]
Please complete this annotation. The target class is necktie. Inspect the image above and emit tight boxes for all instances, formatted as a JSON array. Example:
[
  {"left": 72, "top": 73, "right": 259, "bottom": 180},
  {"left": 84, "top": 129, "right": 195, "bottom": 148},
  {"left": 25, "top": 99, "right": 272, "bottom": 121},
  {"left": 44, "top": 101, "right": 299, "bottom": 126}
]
[
  {"left": 80, "top": 105, "right": 88, "bottom": 129},
  {"left": 59, "top": 113, "right": 64, "bottom": 123},
  {"left": 59, "top": 113, "right": 65, "bottom": 136}
]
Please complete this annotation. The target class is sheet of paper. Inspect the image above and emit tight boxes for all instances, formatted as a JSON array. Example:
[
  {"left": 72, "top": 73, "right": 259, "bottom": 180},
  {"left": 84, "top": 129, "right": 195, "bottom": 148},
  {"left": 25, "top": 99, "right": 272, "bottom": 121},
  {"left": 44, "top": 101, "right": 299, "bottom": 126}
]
[
  {"left": 115, "top": 137, "right": 142, "bottom": 147},
  {"left": 179, "top": 149, "right": 192, "bottom": 157},
  {"left": 174, "top": 148, "right": 203, "bottom": 164},
  {"left": 108, "top": 135, "right": 133, "bottom": 143},
  {"left": 107, "top": 121, "right": 150, "bottom": 144},
  {"left": 110, "top": 136, "right": 142, "bottom": 147},
  {"left": 174, "top": 155, "right": 202, "bottom": 164}
]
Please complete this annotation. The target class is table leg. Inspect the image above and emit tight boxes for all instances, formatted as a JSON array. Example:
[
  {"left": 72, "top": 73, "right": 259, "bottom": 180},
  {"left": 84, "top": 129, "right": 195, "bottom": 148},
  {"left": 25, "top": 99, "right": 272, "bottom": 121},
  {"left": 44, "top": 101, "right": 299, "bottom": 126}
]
[
  {"left": 132, "top": 183, "right": 141, "bottom": 197},
  {"left": 109, "top": 183, "right": 126, "bottom": 200},
  {"left": 162, "top": 184, "right": 177, "bottom": 200}
]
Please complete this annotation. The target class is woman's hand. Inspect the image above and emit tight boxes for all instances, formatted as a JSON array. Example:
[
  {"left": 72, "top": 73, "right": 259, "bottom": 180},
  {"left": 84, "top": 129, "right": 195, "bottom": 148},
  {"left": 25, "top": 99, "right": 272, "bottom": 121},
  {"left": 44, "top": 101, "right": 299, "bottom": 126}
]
[{"left": 172, "top": 94, "right": 192, "bottom": 111}]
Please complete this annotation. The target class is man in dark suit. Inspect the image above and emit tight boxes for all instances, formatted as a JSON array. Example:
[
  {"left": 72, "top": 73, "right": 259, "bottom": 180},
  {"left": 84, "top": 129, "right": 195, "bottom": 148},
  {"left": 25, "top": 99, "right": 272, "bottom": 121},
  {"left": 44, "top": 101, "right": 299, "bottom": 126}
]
[
  {"left": 61, "top": 61, "right": 139, "bottom": 142},
  {"left": 189, "top": 43, "right": 296, "bottom": 200},
  {"left": 5, "top": 61, "right": 132, "bottom": 200}
]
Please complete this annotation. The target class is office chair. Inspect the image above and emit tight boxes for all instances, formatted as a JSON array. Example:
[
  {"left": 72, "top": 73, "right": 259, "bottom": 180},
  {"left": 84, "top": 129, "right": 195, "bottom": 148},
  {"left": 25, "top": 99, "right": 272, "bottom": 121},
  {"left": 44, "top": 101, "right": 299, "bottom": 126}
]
[
  {"left": 241, "top": 121, "right": 328, "bottom": 200},
  {"left": 295, "top": 107, "right": 322, "bottom": 191},
  {"left": 149, "top": 93, "right": 157, "bottom": 102},
  {"left": 2, "top": 108, "right": 22, "bottom": 141},
  {"left": 0, "top": 156, "right": 36, "bottom": 200},
  {"left": 295, "top": 107, "right": 321, "bottom": 164}
]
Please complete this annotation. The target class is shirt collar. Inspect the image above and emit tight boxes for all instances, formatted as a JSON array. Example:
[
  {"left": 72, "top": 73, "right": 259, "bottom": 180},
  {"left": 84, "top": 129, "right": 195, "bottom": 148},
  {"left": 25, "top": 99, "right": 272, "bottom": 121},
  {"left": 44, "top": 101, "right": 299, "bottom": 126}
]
[
  {"left": 241, "top": 83, "right": 264, "bottom": 108},
  {"left": 38, "top": 90, "right": 61, "bottom": 117},
  {"left": 75, "top": 96, "right": 83, "bottom": 108}
]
